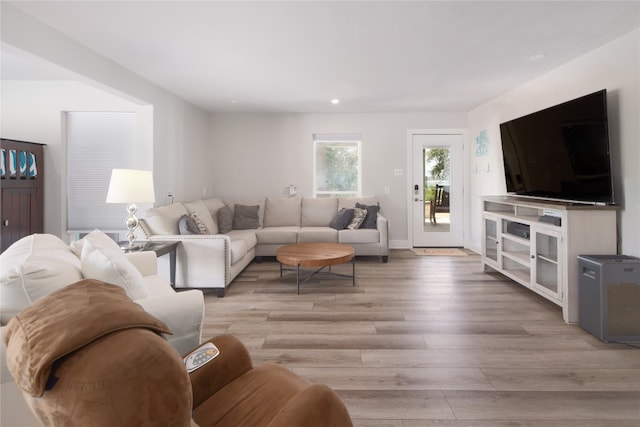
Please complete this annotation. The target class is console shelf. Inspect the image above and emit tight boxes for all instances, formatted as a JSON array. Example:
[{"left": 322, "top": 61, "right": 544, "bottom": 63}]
[{"left": 481, "top": 196, "right": 617, "bottom": 323}]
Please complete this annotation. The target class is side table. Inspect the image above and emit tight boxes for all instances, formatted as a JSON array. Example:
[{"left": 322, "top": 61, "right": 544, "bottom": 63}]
[{"left": 119, "top": 241, "right": 179, "bottom": 286}]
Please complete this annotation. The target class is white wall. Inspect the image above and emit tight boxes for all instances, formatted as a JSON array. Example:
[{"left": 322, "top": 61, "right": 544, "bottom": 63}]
[
  {"left": 1, "top": 81, "right": 151, "bottom": 238},
  {"left": 208, "top": 112, "right": 467, "bottom": 246},
  {"left": 4, "top": 2, "right": 636, "bottom": 253},
  {"left": 1, "top": 3, "right": 212, "bottom": 239},
  {"left": 467, "top": 29, "right": 640, "bottom": 256}
]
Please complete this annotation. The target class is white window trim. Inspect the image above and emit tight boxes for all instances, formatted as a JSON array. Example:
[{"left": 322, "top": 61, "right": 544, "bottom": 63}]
[{"left": 313, "top": 134, "right": 362, "bottom": 198}]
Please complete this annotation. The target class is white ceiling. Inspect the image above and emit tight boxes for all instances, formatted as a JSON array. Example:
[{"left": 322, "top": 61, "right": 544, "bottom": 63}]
[{"left": 4, "top": 1, "right": 640, "bottom": 113}]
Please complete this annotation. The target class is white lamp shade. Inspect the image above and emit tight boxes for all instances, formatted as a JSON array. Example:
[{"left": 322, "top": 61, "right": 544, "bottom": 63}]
[{"left": 106, "top": 169, "right": 156, "bottom": 204}]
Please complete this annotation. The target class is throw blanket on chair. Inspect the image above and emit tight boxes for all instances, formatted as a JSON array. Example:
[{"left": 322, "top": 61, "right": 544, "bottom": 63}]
[{"left": 3, "top": 279, "right": 193, "bottom": 427}]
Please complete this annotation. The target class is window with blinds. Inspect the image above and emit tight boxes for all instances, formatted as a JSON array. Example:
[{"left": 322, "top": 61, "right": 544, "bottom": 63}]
[{"left": 66, "top": 111, "right": 138, "bottom": 231}]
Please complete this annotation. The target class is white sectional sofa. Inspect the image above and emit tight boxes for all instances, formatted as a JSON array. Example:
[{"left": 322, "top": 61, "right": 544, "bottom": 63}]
[{"left": 139, "top": 196, "right": 389, "bottom": 297}]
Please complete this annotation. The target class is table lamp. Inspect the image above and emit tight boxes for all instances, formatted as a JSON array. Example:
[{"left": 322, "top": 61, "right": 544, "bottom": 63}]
[{"left": 106, "top": 169, "right": 156, "bottom": 250}]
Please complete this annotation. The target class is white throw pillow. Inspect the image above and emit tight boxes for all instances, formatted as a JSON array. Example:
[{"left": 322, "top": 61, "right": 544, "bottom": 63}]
[
  {"left": 80, "top": 230, "right": 149, "bottom": 300},
  {"left": 0, "top": 234, "right": 83, "bottom": 324}
]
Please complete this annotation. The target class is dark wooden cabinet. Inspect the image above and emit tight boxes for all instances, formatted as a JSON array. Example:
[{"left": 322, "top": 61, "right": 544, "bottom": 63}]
[{"left": 1, "top": 139, "right": 45, "bottom": 252}]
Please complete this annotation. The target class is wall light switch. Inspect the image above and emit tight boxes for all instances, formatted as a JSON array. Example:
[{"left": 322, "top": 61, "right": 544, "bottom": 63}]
[
  {"left": 394, "top": 169, "right": 404, "bottom": 176},
  {"left": 384, "top": 186, "right": 390, "bottom": 194}
]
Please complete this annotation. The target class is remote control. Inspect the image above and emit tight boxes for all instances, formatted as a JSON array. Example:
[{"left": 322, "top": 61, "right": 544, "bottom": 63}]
[{"left": 184, "top": 342, "right": 220, "bottom": 373}]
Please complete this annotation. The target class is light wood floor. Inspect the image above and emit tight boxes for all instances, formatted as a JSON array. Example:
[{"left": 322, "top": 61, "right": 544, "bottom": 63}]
[{"left": 202, "top": 249, "right": 640, "bottom": 426}]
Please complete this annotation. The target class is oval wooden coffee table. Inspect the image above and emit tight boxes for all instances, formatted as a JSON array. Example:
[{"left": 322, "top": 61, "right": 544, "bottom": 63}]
[{"left": 276, "top": 243, "right": 355, "bottom": 294}]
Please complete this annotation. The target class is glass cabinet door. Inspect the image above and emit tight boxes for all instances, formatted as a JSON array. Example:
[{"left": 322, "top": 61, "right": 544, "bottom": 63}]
[
  {"left": 532, "top": 230, "right": 561, "bottom": 300},
  {"left": 483, "top": 215, "right": 499, "bottom": 266}
]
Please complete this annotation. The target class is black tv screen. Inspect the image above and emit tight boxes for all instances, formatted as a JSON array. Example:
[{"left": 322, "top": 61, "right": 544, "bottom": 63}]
[{"left": 499, "top": 89, "right": 614, "bottom": 205}]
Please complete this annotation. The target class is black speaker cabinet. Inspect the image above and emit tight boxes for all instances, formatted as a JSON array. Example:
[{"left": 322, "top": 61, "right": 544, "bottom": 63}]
[{"left": 578, "top": 255, "right": 640, "bottom": 343}]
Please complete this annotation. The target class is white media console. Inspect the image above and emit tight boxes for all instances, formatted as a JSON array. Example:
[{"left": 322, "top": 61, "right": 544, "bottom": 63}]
[{"left": 481, "top": 196, "right": 618, "bottom": 323}]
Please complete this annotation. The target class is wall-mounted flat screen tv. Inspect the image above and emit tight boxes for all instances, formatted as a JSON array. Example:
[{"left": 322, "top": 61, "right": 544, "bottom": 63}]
[{"left": 499, "top": 89, "right": 614, "bottom": 205}]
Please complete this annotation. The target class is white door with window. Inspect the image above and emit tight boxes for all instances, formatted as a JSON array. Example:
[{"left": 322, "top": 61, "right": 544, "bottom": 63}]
[{"left": 411, "top": 132, "right": 464, "bottom": 247}]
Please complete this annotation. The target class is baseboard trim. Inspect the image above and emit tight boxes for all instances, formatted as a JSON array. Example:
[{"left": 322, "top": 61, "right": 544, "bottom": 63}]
[{"left": 389, "top": 240, "right": 411, "bottom": 249}]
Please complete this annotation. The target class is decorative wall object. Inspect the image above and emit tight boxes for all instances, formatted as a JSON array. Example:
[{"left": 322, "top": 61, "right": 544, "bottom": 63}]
[
  {"left": 19, "top": 151, "right": 27, "bottom": 175},
  {"left": 9, "top": 149, "right": 16, "bottom": 177},
  {"left": 29, "top": 152, "right": 38, "bottom": 178},
  {"left": 473, "top": 130, "right": 491, "bottom": 174}
]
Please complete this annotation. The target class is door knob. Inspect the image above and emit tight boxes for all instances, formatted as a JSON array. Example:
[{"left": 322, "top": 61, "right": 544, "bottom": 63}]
[{"left": 414, "top": 197, "right": 423, "bottom": 202}]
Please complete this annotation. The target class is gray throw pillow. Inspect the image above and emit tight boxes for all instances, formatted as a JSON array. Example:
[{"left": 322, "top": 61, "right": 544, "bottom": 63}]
[
  {"left": 217, "top": 206, "right": 233, "bottom": 234},
  {"left": 232, "top": 204, "right": 260, "bottom": 230},
  {"left": 330, "top": 208, "right": 354, "bottom": 230},
  {"left": 178, "top": 214, "right": 202, "bottom": 235},
  {"left": 356, "top": 202, "right": 380, "bottom": 229}
]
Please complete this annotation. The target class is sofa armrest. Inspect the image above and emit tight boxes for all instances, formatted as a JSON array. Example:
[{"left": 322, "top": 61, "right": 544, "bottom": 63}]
[
  {"left": 189, "top": 335, "right": 253, "bottom": 409},
  {"left": 267, "top": 382, "right": 353, "bottom": 427},
  {"left": 148, "top": 234, "right": 230, "bottom": 288},
  {"left": 376, "top": 213, "right": 389, "bottom": 255},
  {"left": 125, "top": 251, "right": 158, "bottom": 277},
  {"left": 135, "top": 290, "right": 204, "bottom": 355}
]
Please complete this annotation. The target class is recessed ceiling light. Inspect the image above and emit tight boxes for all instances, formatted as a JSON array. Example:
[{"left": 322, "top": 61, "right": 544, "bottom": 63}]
[
  {"left": 229, "top": 99, "right": 239, "bottom": 104},
  {"left": 529, "top": 53, "right": 547, "bottom": 61},
  {"left": 331, "top": 99, "right": 340, "bottom": 105}
]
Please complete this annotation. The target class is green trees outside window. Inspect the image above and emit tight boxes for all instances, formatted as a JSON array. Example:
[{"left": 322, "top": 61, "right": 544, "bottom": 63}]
[
  {"left": 424, "top": 147, "right": 450, "bottom": 200},
  {"left": 314, "top": 137, "right": 361, "bottom": 198}
]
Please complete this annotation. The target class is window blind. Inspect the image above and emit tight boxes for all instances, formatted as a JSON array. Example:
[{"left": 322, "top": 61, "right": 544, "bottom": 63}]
[{"left": 66, "top": 112, "right": 137, "bottom": 231}]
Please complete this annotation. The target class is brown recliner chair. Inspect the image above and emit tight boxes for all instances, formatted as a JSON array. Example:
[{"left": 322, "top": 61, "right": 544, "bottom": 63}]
[{"left": 4, "top": 279, "right": 353, "bottom": 427}]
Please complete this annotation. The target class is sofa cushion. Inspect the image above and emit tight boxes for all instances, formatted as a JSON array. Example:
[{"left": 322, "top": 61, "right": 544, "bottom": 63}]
[
  {"left": 80, "top": 230, "right": 149, "bottom": 300},
  {"left": 297, "top": 227, "right": 338, "bottom": 243},
  {"left": 178, "top": 214, "right": 202, "bottom": 235},
  {"left": 201, "top": 198, "right": 226, "bottom": 216},
  {"left": 301, "top": 197, "right": 338, "bottom": 227},
  {"left": 338, "top": 196, "right": 379, "bottom": 210},
  {"left": 0, "top": 234, "right": 83, "bottom": 324},
  {"left": 232, "top": 204, "right": 260, "bottom": 230},
  {"left": 229, "top": 239, "right": 248, "bottom": 265},
  {"left": 356, "top": 202, "right": 380, "bottom": 229},
  {"left": 347, "top": 207, "right": 367, "bottom": 230},
  {"left": 329, "top": 208, "right": 354, "bottom": 230},
  {"left": 339, "top": 228, "right": 380, "bottom": 244},
  {"left": 185, "top": 200, "right": 216, "bottom": 234},
  {"left": 217, "top": 206, "right": 233, "bottom": 233},
  {"left": 142, "top": 203, "right": 189, "bottom": 235},
  {"left": 227, "top": 230, "right": 258, "bottom": 250},
  {"left": 202, "top": 198, "right": 225, "bottom": 233},
  {"left": 256, "top": 227, "right": 299, "bottom": 245},
  {"left": 264, "top": 197, "right": 301, "bottom": 227}
]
